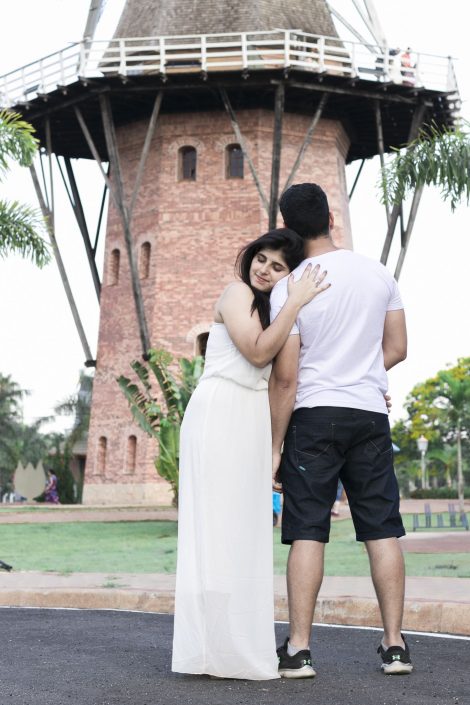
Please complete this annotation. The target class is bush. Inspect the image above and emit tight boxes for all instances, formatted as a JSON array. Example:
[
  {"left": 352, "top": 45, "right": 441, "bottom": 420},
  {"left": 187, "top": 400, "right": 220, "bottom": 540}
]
[{"left": 410, "top": 487, "right": 470, "bottom": 500}]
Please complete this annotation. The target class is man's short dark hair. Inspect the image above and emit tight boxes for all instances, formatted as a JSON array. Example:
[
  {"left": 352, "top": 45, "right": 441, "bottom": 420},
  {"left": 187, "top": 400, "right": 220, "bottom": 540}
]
[{"left": 279, "top": 183, "right": 330, "bottom": 239}]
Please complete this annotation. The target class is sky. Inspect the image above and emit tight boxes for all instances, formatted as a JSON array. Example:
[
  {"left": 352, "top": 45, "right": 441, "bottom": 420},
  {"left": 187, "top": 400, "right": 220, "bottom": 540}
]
[{"left": 0, "top": 0, "right": 469, "bottom": 434}]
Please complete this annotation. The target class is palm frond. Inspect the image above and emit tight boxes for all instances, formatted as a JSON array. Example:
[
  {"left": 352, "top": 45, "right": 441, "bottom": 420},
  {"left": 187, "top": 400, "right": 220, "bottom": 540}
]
[
  {"left": 0, "top": 199, "right": 50, "bottom": 267},
  {"left": 380, "top": 121, "right": 470, "bottom": 211},
  {"left": 0, "top": 110, "right": 38, "bottom": 179}
]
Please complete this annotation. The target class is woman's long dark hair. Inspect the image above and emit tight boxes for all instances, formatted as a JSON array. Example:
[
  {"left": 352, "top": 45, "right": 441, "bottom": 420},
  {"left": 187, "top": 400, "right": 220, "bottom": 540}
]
[{"left": 236, "top": 228, "right": 305, "bottom": 330}]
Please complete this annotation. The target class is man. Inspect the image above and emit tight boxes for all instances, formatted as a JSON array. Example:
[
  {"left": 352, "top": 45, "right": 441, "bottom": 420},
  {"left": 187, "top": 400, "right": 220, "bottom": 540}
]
[{"left": 269, "top": 183, "right": 410, "bottom": 678}]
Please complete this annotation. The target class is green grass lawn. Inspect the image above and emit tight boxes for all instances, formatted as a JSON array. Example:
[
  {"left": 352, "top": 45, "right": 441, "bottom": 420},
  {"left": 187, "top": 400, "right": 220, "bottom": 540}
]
[{"left": 1, "top": 518, "right": 469, "bottom": 577}]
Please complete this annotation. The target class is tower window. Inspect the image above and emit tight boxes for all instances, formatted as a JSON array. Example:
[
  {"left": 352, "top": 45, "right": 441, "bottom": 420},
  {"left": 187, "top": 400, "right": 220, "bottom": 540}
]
[
  {"left": 109, "top": 249, "right": 120, "bottom": 285},
  {"left": 126, "top": 435, "right": 137, "bottom": 473},
  {"left": 196, "top": 332, "right": 209, "bottom": 358},
  {"left": 178, "top": 146, "right": 197, "bottom": 181},
  {"left": 97, "top": 436, "right": 107, "bottom": 474},
  {"left": 140, "top": 242, "right": 151, "bottom": 279},
  {"left": 226, "top": 144, "right": 244, "bottom": 179}
]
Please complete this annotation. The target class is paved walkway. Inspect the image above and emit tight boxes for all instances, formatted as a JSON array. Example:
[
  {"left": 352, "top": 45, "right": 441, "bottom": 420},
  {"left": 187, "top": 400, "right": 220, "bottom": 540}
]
[
  {"left": 1, "top": 500, "right": 469, "bottom": 636},
  {"left": 1, "top": 610, "right": 469, "bottom": 705}
]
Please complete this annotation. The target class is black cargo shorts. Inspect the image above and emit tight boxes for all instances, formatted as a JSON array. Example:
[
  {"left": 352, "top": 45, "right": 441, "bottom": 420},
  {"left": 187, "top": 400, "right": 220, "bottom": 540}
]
[{"left": 280, "top": 406, "right": 405, "bottom": 544}]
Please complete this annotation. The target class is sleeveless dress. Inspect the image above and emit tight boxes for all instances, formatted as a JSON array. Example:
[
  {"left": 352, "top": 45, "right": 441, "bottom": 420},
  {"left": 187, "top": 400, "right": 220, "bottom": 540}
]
[{"left": 172, "top": 323, "right": 279, "bottom": 680}]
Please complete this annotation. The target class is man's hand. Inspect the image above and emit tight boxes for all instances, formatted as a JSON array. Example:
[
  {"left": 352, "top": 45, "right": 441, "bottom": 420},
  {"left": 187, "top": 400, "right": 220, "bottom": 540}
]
[
  {"left": 272, "top": 449, "right": 283, "bottom": 493},
  {"left": 384, "top": 393, "right": 392, "bottom": 414}
]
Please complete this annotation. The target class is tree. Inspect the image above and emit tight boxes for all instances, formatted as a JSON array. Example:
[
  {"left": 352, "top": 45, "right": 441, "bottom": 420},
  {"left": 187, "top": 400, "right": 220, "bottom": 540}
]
[
  {"left": 401, "top": 358, "right": 470, "bottom": 509},
  {"left": 117, "top": 348, "right": 204, "bottom": 506},
  {"left": 0, "top": 110, "right": 50, "bottom": 266},
  {"left": 0, "top": 374, "right": 25, "bottom": 493},
  {"left": 380, "top": 121, "right": 470, "bottom": 212},
  {"left": 55, "top": 370, "right": 93, "bottom": 448}
]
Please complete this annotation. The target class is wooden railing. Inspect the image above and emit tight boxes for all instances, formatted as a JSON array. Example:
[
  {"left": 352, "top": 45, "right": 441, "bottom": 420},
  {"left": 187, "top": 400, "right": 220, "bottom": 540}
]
[{"left": 0, "top": 29, "right": 459, "bottom": 107}]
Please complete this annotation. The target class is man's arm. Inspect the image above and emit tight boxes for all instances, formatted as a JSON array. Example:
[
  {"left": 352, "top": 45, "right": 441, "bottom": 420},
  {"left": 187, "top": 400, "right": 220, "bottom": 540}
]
[
  {"left": 269, "top": 335, "right": 300, "bottom": 487},
  {"left": 382, "top": 309, "right": 407, "bottom": 371}
]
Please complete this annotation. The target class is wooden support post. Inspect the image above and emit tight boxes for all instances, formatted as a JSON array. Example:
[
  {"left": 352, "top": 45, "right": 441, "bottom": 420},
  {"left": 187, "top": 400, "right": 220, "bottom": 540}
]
[
  {"left": 129, "top": 91, "right": 163, "bottom": 219},
  {"left": 30, "top": 162, "right": 94, "bottom": 362},
  {"left": 99, "top": 93, "right": 151, "bottom": 358},
  {"left": 374, "top": 100, "right": 390, "bottom": 225},
  {"left": 269, "top": 82, "right": 285, "bottom": 229},
  {"left": 380, "top": 103, "right": 427, "bottom": 265},
  {"left": 283, "top": 93, "right": 328, "bottom": 194},
  {"left": 394, "top": 185, "right": 424, "bottom": 280},
  {"left": 219, "top": 87, "right": 269, "bottom": 214},
  {"left": 94, "top": 169, "right": 109, "bottom": 254},
  {"left": 63, "top": 157, "right": 101, "bottom": 300},
  {"left": 348, "top": 159, "right": 365, "bottom": 200}
]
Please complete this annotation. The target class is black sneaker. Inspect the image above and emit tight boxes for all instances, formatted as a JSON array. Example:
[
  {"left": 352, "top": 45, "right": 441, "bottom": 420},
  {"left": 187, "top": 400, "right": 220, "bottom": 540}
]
[
  {"left": 277, "top": 637, "right": 316, "bottom": 678},
  {"left": 377, "top": 635, "right": 413, "bottom": 674}
]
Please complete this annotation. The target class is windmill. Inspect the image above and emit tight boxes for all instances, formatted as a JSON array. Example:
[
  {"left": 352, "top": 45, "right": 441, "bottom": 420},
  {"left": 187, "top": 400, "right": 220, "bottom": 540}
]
[{"left": 0, "top": 0, "right": 459, "bottom": 504}]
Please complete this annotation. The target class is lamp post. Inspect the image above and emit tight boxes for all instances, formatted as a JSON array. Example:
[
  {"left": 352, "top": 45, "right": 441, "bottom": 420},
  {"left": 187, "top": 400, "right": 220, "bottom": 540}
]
[{"left": 417, "top": 435, "right": 428, "bottom": 490}]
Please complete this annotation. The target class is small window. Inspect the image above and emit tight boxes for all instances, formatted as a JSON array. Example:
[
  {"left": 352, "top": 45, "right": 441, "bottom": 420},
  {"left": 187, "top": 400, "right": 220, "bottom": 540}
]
[
  {"left": 126, "top": 435, "right": 137, "bottom": 473},
  {"left": 226, "top": 144, "right": 244, "bottom": 179},
  {"left": 178, "top": 146, "right": 197, "bottom": 181},
  {"left": 140, "top": 242, "right": 151, "bottom": 279},
  {"left": 97, "top": 436, "right": 107, "bottom": 474},
  {"left": 109, "top": 249, "right": 120, "bottom": 285},
  {"left": 196, "top": 332, "right": 209, "bottom": 358}
]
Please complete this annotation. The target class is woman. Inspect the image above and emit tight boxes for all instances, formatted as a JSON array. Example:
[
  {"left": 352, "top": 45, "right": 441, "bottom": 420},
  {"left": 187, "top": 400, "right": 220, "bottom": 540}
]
[
  {"left": 172, "top": 228, "right": 329, "bottom": 680},
  {"left": 44, "top": 469, "right": 60, "bottom": 504}
]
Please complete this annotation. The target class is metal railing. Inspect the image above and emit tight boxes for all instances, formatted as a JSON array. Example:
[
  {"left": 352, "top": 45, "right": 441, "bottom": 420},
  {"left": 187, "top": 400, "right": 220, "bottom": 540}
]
[{"left": 0, "top": 29, "right": 459, "bottom": 107}]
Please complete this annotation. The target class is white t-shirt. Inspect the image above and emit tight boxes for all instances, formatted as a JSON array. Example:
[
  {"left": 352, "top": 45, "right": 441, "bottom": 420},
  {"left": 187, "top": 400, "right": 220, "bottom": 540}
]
[{"left": 270, "top": 249, "right": 404, "bottom": 414}]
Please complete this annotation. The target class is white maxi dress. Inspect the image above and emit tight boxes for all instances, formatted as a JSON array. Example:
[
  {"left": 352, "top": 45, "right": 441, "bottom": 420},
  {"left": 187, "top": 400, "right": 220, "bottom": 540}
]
[{"left": 172, "top": 323, "right": 279, "bottom": 680}]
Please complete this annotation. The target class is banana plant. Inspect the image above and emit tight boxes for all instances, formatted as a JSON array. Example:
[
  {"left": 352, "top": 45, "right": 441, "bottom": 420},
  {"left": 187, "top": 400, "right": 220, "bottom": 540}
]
[{"left": 117, "top": 348, "right": 204, "bottom": 505}]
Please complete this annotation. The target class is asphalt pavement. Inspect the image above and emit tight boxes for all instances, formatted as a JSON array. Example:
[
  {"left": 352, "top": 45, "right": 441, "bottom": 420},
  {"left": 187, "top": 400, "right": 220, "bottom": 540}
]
[{"left": 1, "top": 608, "right": 469, "bottom": 705}]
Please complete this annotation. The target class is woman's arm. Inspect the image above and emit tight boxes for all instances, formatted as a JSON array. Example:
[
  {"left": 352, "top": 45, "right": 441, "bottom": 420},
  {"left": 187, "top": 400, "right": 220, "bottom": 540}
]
[{"left": 217, "top": 267, "right": 328, "bottom": 367}]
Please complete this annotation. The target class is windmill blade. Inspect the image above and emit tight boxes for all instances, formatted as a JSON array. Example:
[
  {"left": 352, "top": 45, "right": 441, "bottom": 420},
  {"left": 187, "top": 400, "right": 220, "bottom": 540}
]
[
  {"left": 83, "top": 0, "right": 108, "bottom": 41},
  {"left": 363, "top": 0, "right": 388, "bottom": 48}
]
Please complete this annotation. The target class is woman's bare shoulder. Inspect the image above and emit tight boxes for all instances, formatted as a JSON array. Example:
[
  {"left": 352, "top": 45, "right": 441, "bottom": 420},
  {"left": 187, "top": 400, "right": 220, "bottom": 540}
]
[{"left": 214, "top": 281, "right": 253, "bottom": 321}]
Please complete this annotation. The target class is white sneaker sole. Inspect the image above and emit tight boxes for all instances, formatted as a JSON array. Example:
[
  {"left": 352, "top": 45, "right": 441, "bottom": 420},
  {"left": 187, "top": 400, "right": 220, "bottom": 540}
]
[
  {"left": 279, "top": 665, "right": 316, "bottom": 679},
  {"left": 381, "top": 661, "right": 413, "bottom": 675}
]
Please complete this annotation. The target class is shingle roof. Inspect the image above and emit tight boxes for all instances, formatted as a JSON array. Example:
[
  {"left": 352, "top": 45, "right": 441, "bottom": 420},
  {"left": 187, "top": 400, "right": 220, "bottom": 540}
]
[{"left": 113, "top": 0, "right": 338, "bottom": 38}]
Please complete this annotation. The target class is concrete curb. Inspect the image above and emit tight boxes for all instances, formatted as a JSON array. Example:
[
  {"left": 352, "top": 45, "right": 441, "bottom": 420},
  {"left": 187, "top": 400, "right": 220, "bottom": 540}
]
[{"left": 1, "top": 589, "right": 468, "bottom": 637}]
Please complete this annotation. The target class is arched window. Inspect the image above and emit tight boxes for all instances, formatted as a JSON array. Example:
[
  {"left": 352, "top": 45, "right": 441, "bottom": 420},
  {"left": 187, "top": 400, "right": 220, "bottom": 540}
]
[
  {"left": 126, "top": 435, "right": 137, "bottom": 473},
  {"left": 109, "top": 248, "right": 120, "bottom": 285},
  {"left": 196, "top": 332, "right": 209, "bottom": 358},
  {"left": 140, "top": 242, "right": 151, "bottom": 279},
  {"left": 178, "top": 146, "right": 197, "bottom": 181},
  {"left": 97, "top": 436, "right": 107, "bottom": 474},
  {"left": 226, "top": 143, "right": 244, "bottom": 179}
]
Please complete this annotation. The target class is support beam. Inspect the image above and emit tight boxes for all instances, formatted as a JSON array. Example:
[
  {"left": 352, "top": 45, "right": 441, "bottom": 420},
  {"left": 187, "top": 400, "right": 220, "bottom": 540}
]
[
  {"left": 99, "top": 93, "right": 151, "bottom": 357},
  {"left": 348, "top": 159, "right": 365, "bottom": 200},
  {"left": 219, "top": 87, "right": 269, "bottom": 214},
  {"left": 30, "top": 162, "right": 94, "bottom": 362},
  {"left": 94, "top": 169, "right": 109, "bottom": 254},
  {"left": 281, "top": 79, "right": 432, "bottom": 106},
  {"left": 269, "top": 83, "right": 285, "bottom": 229},
  {"left": 380, "top": 103, "right": 427, "bottom": 265},
  {"left": 63, "top": 157, "right": 102, "bottom": 300},
  {"left": 374, "top": 100, "right": 390, "bottom": 225},
  {"left": 394, "top": 185, "right": 424, "bottom": 280},
  {"left": 283, "top": 94, "right": 328, "bottom": 194},
  {"left": 129, "top": 91, "right": 163, "bottom": 219}
]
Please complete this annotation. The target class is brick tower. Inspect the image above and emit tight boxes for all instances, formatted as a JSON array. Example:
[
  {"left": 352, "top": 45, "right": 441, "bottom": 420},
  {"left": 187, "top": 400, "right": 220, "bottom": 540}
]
[
  {"left": 1, "top": 1, "right": 458, "bottom": 504},
  {"left": 82, "top": 0, "right": 358, "bottom": 505}
]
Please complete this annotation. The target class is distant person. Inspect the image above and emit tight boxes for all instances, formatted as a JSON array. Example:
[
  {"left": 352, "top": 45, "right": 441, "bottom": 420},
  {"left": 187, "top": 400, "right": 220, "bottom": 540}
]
[
  {"left": 331, "top": 480, "right": 344, "bottom": 517},
  {"left": 270, "top": 183, "right": 411, "bottom": 677},
  {"left": 44, "top": 469, "right": 60, "bottom": 504},
  {"left": 400, "top": 47, "right": 415, "bottom": 85}
]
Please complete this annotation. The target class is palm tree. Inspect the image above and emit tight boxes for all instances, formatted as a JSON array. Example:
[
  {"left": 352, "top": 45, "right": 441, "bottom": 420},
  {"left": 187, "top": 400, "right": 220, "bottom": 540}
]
[
  {"left": 55, "top": 370, "right": 93, "bottom": 449},
  {"left": 0, "top": 373, "right": 25, "bottom": 494},
  {"left": 118, "top": 348, "right": 204, "bottom": 506},
  {"left": 380, "top": 121, "right": 470, "bottom": 211},
  {"left": 435, "top": 371, "right": 470, "bottom": 512},
  {"left": 0, "top": 109, "right": 50, "bottom": 266}
]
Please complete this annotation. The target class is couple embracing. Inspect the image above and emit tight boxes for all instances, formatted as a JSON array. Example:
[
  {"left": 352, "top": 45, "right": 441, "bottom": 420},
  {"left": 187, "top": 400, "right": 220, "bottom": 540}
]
[{"left": 172, "top": 183, "right": 411, "bottom": 680}]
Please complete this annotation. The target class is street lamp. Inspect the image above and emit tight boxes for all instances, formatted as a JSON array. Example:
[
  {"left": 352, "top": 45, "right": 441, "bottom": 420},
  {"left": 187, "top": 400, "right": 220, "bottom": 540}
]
[{"left": 417, "top": 435, "right": 429, "bottom": 490}]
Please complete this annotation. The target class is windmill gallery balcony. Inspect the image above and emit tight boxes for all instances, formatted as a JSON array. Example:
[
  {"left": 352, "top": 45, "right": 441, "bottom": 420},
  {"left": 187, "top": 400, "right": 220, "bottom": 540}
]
[{"left": 0, "top": 29, "right": 459, "bottom": 108}]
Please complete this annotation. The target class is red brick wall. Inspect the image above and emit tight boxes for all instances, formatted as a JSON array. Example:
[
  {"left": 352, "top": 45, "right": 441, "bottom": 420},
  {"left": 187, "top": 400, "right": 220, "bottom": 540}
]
[{"left": 83, "top": 109, "right": 352, "bottom": 504}]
